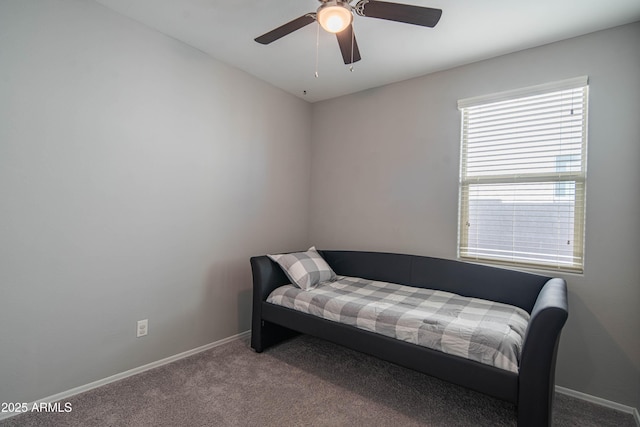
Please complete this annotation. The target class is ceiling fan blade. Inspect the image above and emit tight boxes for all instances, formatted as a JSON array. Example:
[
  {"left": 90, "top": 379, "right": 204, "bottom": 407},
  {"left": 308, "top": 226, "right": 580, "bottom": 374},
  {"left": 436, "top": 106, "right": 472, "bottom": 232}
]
[
  {"left": 255, "top": 14, "right": 316, "bottom": 45},
  {"left": 336, "top": 25, "right": 362, "bottom": 64},
  {"left": 357, "top": 1, "right": 442, "bottom": 28}
]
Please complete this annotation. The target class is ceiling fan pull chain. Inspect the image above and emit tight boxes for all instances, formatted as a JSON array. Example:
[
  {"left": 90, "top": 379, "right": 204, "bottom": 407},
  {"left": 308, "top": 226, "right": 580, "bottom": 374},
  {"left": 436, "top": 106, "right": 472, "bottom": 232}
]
[{"left": 315, "top": 21, "right": 320, "bottom": 78}]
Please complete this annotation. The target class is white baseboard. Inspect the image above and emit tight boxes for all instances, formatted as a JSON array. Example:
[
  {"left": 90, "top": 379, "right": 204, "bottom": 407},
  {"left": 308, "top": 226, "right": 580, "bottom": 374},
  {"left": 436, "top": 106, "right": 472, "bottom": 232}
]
[
  {"left": 556, "top": 386, "right": 640, "bottom": 426},
  {"left": 0, "top": 330, "right": 250, "bottom": 421}
]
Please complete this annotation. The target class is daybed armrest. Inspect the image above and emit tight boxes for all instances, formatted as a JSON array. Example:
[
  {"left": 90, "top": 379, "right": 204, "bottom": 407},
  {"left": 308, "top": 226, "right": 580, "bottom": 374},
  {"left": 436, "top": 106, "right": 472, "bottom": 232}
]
[
  {"left": 517, "top": 278, "right": 568, "bottom": 426},
  {"left": 250, "top": 255, "right": 289, "bottom": 302},
  {"left": 250, "top": 255, "right": 294, "bottom": 352}
]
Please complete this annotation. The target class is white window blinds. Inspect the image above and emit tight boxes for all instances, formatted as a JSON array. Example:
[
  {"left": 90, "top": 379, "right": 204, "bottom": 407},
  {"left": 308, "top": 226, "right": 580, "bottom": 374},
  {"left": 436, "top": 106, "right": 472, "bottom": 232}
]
[{"left": 457, "top": 77, "right": 588, "bottom": 272}]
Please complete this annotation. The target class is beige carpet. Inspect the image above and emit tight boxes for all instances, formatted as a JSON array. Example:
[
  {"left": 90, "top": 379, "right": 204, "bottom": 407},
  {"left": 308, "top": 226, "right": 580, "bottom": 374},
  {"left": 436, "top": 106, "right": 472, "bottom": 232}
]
[{"left": 1, "top": 335, "right": 635, "bottom": 426}]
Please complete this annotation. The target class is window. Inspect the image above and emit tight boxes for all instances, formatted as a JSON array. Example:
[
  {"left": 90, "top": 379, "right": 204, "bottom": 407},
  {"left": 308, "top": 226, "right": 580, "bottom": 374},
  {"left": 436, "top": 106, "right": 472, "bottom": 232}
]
[{"left": 457, "top": 77, "right": 588, "bottom": 273}]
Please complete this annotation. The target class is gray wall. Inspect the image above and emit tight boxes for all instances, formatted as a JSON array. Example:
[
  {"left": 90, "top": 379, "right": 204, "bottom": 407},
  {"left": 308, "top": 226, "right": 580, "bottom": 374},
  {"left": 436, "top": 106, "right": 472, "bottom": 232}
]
[
  {"left": 309, "top": 23, "right": 640, "bottom": 409},
  {"left": 0, "top": 0, "right": 311, "bottom": 404}
]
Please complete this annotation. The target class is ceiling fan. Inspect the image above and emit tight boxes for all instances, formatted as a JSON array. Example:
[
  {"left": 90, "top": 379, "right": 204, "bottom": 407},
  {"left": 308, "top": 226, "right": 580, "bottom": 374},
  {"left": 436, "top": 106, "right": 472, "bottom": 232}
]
[{"left": 255, "top": 0, "right": 442, "bottom": 65}]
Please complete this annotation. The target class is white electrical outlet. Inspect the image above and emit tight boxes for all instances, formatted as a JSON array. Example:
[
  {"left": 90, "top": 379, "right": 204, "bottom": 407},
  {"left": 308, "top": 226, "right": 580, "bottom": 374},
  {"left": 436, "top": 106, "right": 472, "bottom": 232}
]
[{"left": 137, "top": 319, "right": 148, "bottom": 337}]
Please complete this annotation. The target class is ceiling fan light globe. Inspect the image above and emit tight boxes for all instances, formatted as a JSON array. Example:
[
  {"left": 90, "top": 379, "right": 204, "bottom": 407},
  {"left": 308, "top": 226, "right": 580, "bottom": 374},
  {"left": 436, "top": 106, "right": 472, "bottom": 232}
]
[
  {"left": 324, "top": 14, "right": 348, "bottom": 33},
  {"left": 317, "top": 2, "right": 353, "bottom": 34}
]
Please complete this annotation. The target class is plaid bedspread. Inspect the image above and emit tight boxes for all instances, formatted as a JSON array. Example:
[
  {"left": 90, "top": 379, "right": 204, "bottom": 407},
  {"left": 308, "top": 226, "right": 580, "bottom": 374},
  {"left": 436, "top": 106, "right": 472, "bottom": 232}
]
[{"left": 267, "top": 276, "right": 530, "bottom": 373}]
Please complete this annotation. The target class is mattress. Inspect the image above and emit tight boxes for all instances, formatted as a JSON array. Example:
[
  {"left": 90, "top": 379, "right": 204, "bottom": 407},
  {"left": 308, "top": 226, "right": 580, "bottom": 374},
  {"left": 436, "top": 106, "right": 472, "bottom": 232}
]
[{"left": 267, "top": 276, "right": 530, "bottom": 373}]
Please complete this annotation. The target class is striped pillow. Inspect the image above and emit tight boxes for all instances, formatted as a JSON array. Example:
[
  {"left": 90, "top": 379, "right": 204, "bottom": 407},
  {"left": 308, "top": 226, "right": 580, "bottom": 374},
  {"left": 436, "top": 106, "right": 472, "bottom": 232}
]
[{"left": 268, "top": 247, "right": 336, "bottom": 290}]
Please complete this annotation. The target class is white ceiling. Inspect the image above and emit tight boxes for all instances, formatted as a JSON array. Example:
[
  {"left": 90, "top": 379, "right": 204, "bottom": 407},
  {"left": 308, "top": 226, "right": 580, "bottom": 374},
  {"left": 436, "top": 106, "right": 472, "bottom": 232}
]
[{"left": 94, "top": 0, "right": 640, "bottom": 103}]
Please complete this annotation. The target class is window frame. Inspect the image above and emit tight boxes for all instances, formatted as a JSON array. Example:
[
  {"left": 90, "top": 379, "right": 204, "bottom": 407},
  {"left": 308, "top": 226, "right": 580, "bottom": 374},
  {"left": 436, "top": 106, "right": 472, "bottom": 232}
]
[{"left": 457, "top": 77, "right": 589, "bottom": 273}]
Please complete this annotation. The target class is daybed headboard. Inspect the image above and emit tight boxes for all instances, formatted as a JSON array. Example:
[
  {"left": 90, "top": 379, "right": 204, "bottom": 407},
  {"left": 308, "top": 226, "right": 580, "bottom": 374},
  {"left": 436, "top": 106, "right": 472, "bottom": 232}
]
[{"left": 319, "top": 250, "right": 551, "bottom": 313}]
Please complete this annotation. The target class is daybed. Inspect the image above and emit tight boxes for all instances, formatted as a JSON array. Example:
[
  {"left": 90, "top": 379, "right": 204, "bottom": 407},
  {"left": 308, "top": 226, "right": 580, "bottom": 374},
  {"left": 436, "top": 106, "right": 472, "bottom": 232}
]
[{"left": 250, "top": 249, "right": 568, "bottom": 427}]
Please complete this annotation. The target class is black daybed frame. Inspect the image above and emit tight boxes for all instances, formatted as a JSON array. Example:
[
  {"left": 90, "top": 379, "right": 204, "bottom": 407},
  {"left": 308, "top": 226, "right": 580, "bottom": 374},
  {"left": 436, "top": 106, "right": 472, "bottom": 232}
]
[{"left": 250, "top": 250, "right": 568, "bottom": 427}]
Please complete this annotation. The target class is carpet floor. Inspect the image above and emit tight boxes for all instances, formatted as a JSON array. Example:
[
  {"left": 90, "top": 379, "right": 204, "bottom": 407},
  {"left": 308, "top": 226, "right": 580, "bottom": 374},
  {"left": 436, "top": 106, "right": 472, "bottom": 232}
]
[{"left": 1, "top": 335, "right": 635, "bottom": 427}]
